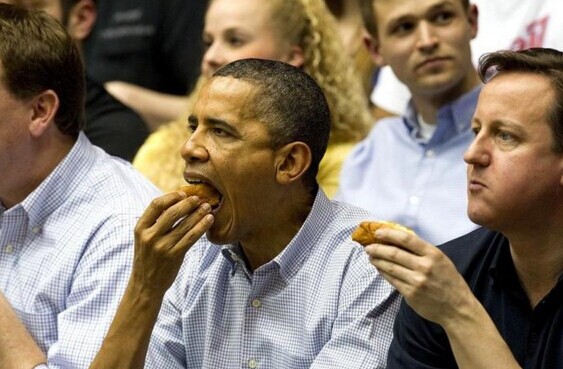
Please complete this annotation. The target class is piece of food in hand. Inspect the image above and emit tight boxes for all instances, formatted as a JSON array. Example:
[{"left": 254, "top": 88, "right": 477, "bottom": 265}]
[
  {"left": 178, "top": 183, "right": 221, "bottom": 207},
  {"left": 352, "top": 221, "right": 414, "bottom": 246}
]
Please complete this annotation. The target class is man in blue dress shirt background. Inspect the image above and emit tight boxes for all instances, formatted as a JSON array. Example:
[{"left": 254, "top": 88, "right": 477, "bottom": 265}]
[{"left": 336, "top": 0, "right": 482, "bottom": 244}]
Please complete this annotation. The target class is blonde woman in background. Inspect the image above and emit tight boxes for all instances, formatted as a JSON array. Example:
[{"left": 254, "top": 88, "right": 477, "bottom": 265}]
[{"left": 132, "top": 0, "right": 372, "bottom": 198}]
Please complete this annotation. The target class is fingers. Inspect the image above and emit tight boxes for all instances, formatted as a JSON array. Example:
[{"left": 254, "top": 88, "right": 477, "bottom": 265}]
[
  {"left": 373, "top": 228, "right": 432, "bottom": 256},
  {"left": 166, "top": 203, "right": 214, "bottom": 254},
  {"left": 365, "top": 242, "right": 421, "bottom": 272},
  {"left": 136, "top": 192, "right": 190, "bottom": 231}
]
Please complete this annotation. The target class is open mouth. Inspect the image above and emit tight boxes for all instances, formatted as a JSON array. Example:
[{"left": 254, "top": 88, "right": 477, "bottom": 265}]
[{"left": 184, "top": 179, "right": 223, "bottom": 211}]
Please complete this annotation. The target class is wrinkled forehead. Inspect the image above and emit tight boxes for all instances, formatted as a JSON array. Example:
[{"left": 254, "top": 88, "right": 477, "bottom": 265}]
[{"left": 194, "top": 76, "right": 261, "bottom": 120}]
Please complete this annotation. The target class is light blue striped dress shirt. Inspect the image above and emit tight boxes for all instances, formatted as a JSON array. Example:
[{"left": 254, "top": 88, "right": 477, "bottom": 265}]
[
  {"left": 145, "top": 190, "right": 400, "bottom": 369},
  {"left": 335, "top": 87, "right": 482, "bottom": 245},
  {"left": 0, "top": 133, "right": 161, "bottom": 369}
]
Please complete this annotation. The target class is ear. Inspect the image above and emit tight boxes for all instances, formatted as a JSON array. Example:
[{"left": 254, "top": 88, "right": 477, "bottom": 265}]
[
  {"left": 286, "top": 45, "right": 305, "bottom": 69},
  {"left": 467, "top": 4, "right": 479, "bottom": 40},
  {"left": 274, "top": 142, "right": 312, "bottom": 185},
  {"left": 28, "top": 90, "right": 59, "bottom": 138},
  {"left": 363, "top": 30, "right": 386, "bottom": 67},
  {"left": 66, "top": 0, "right": 96, "bottom": 41}
]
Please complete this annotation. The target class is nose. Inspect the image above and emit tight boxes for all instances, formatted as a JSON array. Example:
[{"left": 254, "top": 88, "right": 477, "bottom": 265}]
[
  {"left": 416, "top": 22, "right": 438, "bottom": 53},
  {"left": 463, "top": 132, "right": 491, "bottom": 167},
  {"left": 180, "top": 129, "right": 210, "bottom": 163},
  {"left": 201, "top": 41, "right": 224, "bottom": 78}
]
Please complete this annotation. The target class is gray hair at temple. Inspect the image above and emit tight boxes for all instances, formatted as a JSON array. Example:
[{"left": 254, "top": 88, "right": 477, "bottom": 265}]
[
  {"left": 478, "top": 48, "right": 563, "bottom": 153},
  {"left": 213, "top": 58, "right": 331, "bottom": 191}
]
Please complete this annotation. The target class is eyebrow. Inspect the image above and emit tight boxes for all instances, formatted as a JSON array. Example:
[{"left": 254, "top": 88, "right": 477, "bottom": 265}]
[
  {"left": 187, "top": 114, "right": 241, "bottom": 137},
  {"left": 387, "top": 0, "right": 457, "bottom": 26}
]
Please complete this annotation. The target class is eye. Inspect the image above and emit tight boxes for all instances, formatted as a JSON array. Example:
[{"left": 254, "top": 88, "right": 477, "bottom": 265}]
[
  {"left": 227, "top": 35, "right": 245, "bottom": 47},
  {"left": 211, "top": 127, "right": 230, "bottom": 137},
  {"left": 202, "top": 34, "right": 213, "bottom": 50},
  {"left": 392, "top": 21, "right": 415, "bottom": 35},
  {"left": 433, "top": 11, "right": 454, "bottom": 24},
  {"left": 497, "top": 131, "right": 515, "bottom": 142},
  {"left": 187, "top": 122, "right": 197, "bottom": 133},
  {"left": 471, "top": 125, "right": 480, "bottom": 136}
]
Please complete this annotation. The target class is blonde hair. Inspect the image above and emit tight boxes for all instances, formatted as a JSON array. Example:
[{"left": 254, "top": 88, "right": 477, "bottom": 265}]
[
  {"left": 270, "top": 0, "right": 372, "bottom": 143},
  {"left": 133, "top": 0, "right": 372, "bottom": 192},
  {"left": 197, "top": 0, "right": 372, "bottom": 143}
]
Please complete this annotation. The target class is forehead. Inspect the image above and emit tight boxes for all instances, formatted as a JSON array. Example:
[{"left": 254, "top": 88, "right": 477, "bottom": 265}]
[
  {"left": 194, "top": 77, "right": 259, "bottom": 121},
  {"left": 374, "top": 0, "right": 463, "bottom": 24},
  {"left": 205, "top": 0, "right": 272, "bottom": 30},
  {"left": 476, "top": 72, "right": 554, "bottom": 126}
]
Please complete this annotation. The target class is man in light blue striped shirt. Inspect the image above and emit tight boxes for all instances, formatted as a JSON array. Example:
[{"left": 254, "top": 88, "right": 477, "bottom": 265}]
[
  {"left": 0, "top": 5, "right": 160, "bottom": 368},
  {"left": 89, "top": 59, "right": 401, "bottom": 368}
]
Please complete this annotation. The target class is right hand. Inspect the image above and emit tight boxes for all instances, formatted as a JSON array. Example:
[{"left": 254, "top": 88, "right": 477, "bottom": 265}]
[
  {"left": 132, "top": 192, "right": 214, "bottom": 296},
  {"left": 364, "top": 229, "right": 477, "bottom": 327}
]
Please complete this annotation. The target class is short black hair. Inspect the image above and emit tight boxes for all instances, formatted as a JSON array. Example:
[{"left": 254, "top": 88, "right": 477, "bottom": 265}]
[{"left": 213, "top": 58, "right": 331, "bottom": 190}]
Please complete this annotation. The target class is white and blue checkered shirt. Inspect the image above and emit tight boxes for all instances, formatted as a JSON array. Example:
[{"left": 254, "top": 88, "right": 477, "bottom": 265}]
[
  {"left": 0, "top": 133, "right": 161, "bottom": 369},
  {"left": 146, "top": 191, "right": 400, "bottom": 369}
]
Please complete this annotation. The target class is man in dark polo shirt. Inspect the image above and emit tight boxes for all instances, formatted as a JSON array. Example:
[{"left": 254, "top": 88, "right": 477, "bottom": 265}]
[{"left": 364, "top": 47, "right": 563, "bottom": 369}]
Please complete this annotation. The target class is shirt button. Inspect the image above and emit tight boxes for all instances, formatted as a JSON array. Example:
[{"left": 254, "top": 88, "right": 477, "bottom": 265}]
[
  {"left": 251, "top": 299, "right": 261, "bottom": 308},
  {"left": 248, "top": 359, "right": 258, "bottom": 368},
  {"left": 425, "top": 149, "right": 435, "bottom": 158},
  {"left": 409, "top": 195, "right": 420, "bottom": 205},
  {"left": 5, "top": 244, "right": 14, "bottom": 254},
  {"left": 32, "top": 226, "right": 41, "bottom": 234}
]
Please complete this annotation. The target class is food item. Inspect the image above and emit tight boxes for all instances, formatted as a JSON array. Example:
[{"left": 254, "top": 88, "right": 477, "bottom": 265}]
[
  {"left": 178, "top": 183, "right": 221, "bottom": 206},
  {"left": 351, "top": 220, "right": 414, "bottom": 246}
]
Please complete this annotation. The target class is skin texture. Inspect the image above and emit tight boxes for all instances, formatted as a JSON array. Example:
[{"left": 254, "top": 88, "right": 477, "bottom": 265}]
[
  {"left": 201, "top": 0, "right": 304, "bottom": 78},
  {"left": 365, "top": 0, "right": 479, "bottom": 122},
  {"left": 182, "top": 77, "right": 312, "bottom": 262},
  {"left": 89, "top": 74, "right": 315, "bottom": 368},
  {"left": 364, "top": 71, "right": 563, "bottom": 369}
]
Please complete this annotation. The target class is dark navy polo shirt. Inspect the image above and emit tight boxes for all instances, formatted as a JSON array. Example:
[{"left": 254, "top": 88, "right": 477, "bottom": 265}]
[{"left": 386, "top": 227, "right": 562, "bottom": 369}]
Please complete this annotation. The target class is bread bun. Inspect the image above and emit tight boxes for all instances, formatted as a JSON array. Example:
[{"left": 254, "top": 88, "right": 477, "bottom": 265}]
[
  {"left": 352, "top": 221, "right": 414, "bottom": 246},
  {"left": 178, "top": 183, "right": 221, "bottom": 207}
]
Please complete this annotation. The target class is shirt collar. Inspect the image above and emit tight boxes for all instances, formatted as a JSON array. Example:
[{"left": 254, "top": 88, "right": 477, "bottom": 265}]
[
  {"left": 220, "top": 190, "right": 333, "bottom": 282},
  {"left": 403, "top": 85, "right": 482, "bottom": 145},
  {"left": 20, "top": 133, "right": 95, "bottom": 228}
]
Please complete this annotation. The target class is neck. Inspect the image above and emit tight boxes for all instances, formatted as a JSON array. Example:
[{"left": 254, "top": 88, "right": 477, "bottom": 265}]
[
  {"left": 0, "top": 130, "right": 75, "bottom": 209},
  {"left": 240, "top": 186, "right": 314, "bottom": 272},
  {"left": 412, "top": 68, "right": 480, "bottom": 123},
  {"left": 507, "top": 225, "right": 563, "bottom": 308}
]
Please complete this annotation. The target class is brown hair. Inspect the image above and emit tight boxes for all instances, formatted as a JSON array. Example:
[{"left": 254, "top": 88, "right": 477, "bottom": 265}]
[
  {"left": 478, "top": 48, "right": 563, "bottom": 153},
  {"left": 0, "top": 3, "right": 85, "bottom": 137},
  {"left": 361, "top": 0, "right": 470, "bottom": 38}
]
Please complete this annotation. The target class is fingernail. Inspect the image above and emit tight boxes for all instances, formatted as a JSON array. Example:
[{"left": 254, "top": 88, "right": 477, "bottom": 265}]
[{"left": 201, "top": 203, "right": 211, "bottom": 212}]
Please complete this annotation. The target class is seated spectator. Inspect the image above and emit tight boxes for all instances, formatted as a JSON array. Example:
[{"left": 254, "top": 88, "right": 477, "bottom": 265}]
[
  {"left": 17, "top": 0, "right": 151, "bottom": 161},
  {"left": 87, "top": 58, "right": 400, "bottom": 369},
  {"left": 365, "top": 47, "right": 563, "bottom": 369},
  {"left": 370, "top": 0, "right": 563, "bottom": 118},
  {"left": 336, "top": 0, "right": 481, "bottom": 244},
  {"left": 132, "top": 0, "right": 373, "bottom": 198},
  {"left": 0, "top": 4, "right": 160, "bottom": 368}
]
